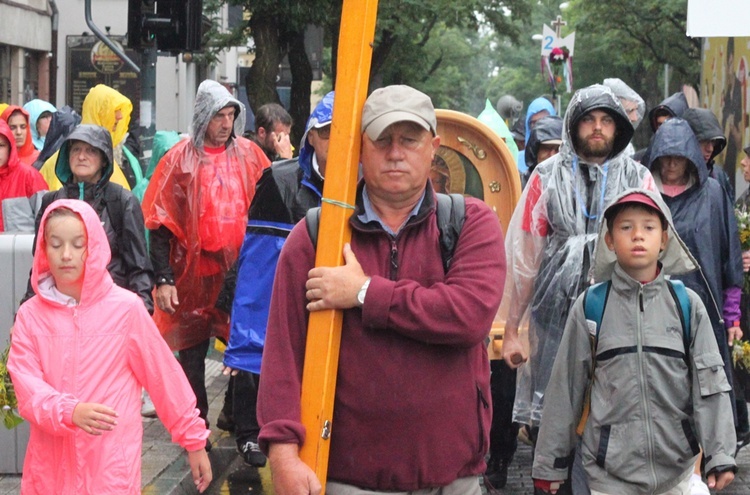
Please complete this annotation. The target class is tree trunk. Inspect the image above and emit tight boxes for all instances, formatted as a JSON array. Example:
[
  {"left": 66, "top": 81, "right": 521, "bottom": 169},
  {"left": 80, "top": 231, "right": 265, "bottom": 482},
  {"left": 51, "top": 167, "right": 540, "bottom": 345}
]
[
  {"left": 288, "top": 29, "right": 313, "bottom": 148},
  {"left": 246, "top": 13, "right": 281, "bottom": 120}
]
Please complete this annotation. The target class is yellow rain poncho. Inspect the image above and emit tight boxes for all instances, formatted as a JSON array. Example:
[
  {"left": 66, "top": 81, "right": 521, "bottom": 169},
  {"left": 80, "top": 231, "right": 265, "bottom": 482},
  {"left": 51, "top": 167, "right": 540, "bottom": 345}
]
[{"left": 39, "top": 85, "right": 134, "bottom": 190}]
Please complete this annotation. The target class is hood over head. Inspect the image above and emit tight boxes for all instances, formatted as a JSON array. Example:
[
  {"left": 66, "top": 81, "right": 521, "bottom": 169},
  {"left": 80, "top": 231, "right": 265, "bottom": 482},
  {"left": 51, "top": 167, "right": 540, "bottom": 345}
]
[
  {"left": 477, "top": 99, "right": 519, "bottom": 163},
  {"left": 31, "top": 198, "right": 113, "bottom": 305},
  {"left": 81, "top": 85, "right": 132, "bottom": 148},
  {"left": 147, "top": 130, "right": 182, "bottom": 180},
  {"left": 33, "top": 106, "right": 81, "bottom": 170},
  {"left": 603, "top": 78, "right": 646, "bottom": 130},
  {"left": 510, "top": 115, "right": 525, "bottom": 142},
  {"left": 55, "top": 124, "right": 114, "bottom": 185},
  {"left": 563, "top": 84, "right": 634, "bottom": 160},
  {"left": 23, "top": 99, "right": 57, "bottom": 150},
  {"left": 0, "top": 119, "right": 21, "bottom": 172},
  {"left": 1, "top": 105, "right": 37, "bottom": 159},
  {"left": 524, "top": 96, "right": 557, "bottom": 143},
  {"left": 682, "top": 108, "right": 726, "bottom": 161},
  {"left": 299, "top": 91, "right": 334, "bottom": 181},
  {"left": 190, "top": 79, "right": 246, "bottom": 149},
  {"left": 592, "top": 188, "right": 698, "bottom": 282},
  {"left": 648, "top": 92, "right": 688, "bottom": 132},
  {"left": 647, "top": 117, "right": 707, "bottom": 186},
  {"left": 525, "top": 115, "right": 563, "bottom": 171}
]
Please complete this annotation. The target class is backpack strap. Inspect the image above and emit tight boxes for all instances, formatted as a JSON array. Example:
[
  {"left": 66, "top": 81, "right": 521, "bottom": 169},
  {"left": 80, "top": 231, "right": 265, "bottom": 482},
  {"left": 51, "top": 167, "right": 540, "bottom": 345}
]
[
  {"left": 666, "top": 279, "right": 691, "bottom": 353},
  {"left": 435, "top": 193, "right": 466, "bottom": 272},
  {"left": 576, "top": 281, "right": 611, "bottom": 436},
  {"left": 304, "top": 193, "right": 466, "bottom": 274},
  {"left": 305, "top": 206, "right": 322, "bottom": 249},
  {"left": 583, "top": 281, "right": 611, "bottom": 340},
  {"left": 102, "top": 184, "right": 125, "bottom": 238}
]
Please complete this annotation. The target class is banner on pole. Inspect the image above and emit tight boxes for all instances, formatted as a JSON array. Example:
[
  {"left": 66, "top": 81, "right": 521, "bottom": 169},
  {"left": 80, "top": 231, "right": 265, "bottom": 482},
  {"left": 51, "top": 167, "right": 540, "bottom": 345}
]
[{"left": 687, "top": 0, "right": 750, "bottom": 37}]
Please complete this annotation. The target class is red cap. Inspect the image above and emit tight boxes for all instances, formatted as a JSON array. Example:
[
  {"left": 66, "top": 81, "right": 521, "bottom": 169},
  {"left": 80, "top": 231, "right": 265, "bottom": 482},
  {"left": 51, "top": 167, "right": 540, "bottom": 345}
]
[{"left": 614, "top": 193, "right": 660, "bottom": 211}]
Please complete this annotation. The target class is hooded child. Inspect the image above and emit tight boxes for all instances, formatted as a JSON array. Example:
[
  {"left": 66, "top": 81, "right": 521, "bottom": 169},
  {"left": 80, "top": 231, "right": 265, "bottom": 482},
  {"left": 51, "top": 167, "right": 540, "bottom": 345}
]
[
  {"left": 8, "top": 198, "right": 212, "bottom": 494},
  {"left": 532, "top": 189, "right": 736, "bottom": 495}
]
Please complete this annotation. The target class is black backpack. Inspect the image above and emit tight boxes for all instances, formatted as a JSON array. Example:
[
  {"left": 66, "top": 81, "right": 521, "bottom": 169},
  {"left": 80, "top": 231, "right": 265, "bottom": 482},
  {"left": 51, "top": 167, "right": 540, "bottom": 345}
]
[{"left": 304, "top": 193, "right": 466, "bottom": 273}]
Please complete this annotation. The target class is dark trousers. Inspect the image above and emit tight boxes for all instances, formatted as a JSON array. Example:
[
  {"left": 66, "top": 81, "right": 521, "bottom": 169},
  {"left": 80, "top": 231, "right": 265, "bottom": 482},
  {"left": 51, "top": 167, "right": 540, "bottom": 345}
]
[
  {"left": 232, "top": 370, "right": 261, "bottom": 445},
  {"left": 735, "top": 366, "right": 750, "bottom": 434},
  {"left": 488, "top": 360, "right": 518, "bottom": 465},
  {"left": 178, "top": 339, "right": 211, "bottom": 427}
]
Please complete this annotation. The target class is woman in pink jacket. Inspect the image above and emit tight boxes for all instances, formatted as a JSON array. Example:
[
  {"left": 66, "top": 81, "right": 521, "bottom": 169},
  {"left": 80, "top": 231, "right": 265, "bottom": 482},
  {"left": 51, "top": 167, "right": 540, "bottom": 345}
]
[{"left": 8, "top": 198, "right": 212, "bottom": 494}]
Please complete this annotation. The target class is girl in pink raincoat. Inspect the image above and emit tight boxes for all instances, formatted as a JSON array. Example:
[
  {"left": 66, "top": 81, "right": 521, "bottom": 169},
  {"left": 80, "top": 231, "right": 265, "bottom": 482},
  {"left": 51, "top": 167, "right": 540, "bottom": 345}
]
[{"left": 8, "top": 198, "right": 212, "bottom": 494}]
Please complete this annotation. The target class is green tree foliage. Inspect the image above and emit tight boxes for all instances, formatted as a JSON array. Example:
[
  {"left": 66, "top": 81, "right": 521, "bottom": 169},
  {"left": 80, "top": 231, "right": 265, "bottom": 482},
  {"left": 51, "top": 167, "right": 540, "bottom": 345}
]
[
  {"left": 208, "top": 0, "right": 533, "bottom": 142},
  {"left": 564, "top": 0, "right": 700, "bottom": 145}
]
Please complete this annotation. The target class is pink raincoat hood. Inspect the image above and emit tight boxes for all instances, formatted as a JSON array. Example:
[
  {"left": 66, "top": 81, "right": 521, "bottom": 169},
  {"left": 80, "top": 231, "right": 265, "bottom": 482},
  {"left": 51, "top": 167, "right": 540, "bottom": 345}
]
[{"left": 32, "top": 198, "right": 113, "bottom": 305}]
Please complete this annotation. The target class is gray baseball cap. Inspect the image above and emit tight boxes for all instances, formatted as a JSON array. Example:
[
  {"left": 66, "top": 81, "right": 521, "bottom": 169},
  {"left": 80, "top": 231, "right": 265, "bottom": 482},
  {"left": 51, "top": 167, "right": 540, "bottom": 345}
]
[{"left": 361, "top": 85, "right": 437, "bottom": 140}]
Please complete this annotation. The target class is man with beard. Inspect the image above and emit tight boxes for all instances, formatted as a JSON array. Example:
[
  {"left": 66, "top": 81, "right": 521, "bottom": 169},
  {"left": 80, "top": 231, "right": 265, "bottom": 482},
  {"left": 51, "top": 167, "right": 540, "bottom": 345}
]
[{"left": 499, "top": 84, "right": 656, "bottom": 495}]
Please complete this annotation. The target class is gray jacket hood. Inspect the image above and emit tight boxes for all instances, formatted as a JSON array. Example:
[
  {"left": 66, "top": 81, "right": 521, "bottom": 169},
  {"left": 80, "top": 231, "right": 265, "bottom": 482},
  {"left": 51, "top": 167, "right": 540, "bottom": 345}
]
[
  {"left": 592, "top": 188, "right": 698, "bottom": 282},
  {"left": 190, "top": 80, "right": 246, "bottom": 149},
  {"left": 55, "top": 124, "right": 114, "bottom": 185}
]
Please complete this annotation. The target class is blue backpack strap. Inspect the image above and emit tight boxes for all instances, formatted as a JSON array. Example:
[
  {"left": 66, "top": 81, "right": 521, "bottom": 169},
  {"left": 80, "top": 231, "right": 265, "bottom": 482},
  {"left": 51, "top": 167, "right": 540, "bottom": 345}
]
[
  {"left": 576, "top": 280, "right": 611, "bottom": 436},
  {"left": 583, "top": 281, "right": 612, "bottom": 342},
  {"left": 666, "top": 279, "right": 691, "bottom": 352}
]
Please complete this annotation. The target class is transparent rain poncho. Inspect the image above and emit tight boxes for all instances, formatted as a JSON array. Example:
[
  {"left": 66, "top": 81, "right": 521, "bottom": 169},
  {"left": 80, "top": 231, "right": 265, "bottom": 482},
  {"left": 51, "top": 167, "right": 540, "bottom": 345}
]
[
  {"left": 497, "top": 84, "right": 656, "bottom": 427},
  {"left": 142, "top": 80, "right": 269, "bottom": 350}
]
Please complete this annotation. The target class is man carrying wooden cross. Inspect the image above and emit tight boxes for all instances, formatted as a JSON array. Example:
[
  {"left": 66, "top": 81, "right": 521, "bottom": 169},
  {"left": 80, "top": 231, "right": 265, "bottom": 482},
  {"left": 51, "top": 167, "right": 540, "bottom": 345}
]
[{"left": 256, "top": 85, "right": 506, "bottom": 495}]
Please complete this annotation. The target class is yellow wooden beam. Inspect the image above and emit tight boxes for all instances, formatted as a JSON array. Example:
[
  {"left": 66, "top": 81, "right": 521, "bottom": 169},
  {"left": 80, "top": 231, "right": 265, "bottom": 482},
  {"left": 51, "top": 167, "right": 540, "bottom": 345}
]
[{"left": 298, "top": 0, "right": 379, "bottom": 488}]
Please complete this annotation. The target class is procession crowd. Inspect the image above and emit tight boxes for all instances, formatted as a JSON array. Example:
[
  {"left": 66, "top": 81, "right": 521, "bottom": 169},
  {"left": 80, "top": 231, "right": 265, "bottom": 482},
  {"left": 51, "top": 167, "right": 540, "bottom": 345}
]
[{"left": 0, "top": 72, "right": 749, "bottom": 495}]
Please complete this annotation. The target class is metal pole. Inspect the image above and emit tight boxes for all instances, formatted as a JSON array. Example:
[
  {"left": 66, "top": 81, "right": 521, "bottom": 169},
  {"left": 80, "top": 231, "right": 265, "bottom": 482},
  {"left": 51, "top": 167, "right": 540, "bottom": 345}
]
[{"left": 84, "top": 0, "right": 140, "bottom": 73}]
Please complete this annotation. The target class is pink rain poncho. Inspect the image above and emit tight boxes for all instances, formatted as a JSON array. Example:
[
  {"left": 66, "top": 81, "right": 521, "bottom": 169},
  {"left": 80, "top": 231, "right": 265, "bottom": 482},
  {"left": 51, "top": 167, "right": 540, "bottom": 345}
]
[{"left": 8, "top": 198, "right": 209, "bottom": 494}]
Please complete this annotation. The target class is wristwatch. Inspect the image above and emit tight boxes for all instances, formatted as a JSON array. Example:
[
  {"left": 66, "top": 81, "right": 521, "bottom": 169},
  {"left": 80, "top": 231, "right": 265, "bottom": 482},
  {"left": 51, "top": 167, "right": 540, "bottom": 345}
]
[{"left": 357, "top": 278, "right": 371, "bottom": 307}]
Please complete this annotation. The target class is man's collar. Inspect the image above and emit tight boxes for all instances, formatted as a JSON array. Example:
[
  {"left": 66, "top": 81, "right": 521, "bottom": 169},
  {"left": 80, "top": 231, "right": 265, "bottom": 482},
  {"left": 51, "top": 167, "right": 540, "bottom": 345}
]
[{"left": 358, "top": 186, "right": 425, "bottom": 236}]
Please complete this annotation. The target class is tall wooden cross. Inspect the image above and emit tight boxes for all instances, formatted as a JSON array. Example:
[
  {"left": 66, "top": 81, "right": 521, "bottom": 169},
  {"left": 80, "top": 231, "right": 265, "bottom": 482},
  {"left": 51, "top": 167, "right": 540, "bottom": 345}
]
[
  {"left": 298, "top": 0, "right": 380, "bottom": 491},
  {"left": 551, "top": 15, "right": 567, "bottom": 38}
]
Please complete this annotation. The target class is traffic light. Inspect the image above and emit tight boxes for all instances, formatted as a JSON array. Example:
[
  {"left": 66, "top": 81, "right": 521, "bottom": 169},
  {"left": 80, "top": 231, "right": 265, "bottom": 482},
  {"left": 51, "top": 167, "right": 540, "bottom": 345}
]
[{"left": 127, "top": 0, "right": 203, "bottom": 53}]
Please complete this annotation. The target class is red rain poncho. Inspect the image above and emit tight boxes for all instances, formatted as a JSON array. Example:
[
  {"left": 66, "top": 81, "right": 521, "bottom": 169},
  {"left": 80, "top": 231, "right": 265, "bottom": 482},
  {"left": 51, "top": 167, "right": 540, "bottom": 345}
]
[
  {"left": 0, "top": 119, "right": 47, "bottom": 231},
  {"left": 142, "top": 80, "right": 270, "bottom": 350},
  {"left": 1, "top": 105, "right": 40, "bottom": 166}
]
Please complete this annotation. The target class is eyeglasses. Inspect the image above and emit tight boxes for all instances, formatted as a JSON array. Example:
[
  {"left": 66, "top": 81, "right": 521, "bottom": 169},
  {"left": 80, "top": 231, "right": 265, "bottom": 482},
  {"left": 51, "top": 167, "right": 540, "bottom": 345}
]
[{"left": 314, "top": 125, "right": 331, "bottom": 140}]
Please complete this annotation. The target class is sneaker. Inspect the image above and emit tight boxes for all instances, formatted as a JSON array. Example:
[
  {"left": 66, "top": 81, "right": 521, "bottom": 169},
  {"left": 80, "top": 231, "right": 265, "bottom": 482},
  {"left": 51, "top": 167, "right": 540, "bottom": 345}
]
[
  {"left": 237, "top": 440, "right": 266, "bottom": 467},
  {"left": 216, "top": 410, "right": 235, "bottom": 432},
  {"left": 689, "top": 474, "right": 710, "bottom": 495},
  {"left": 141, "top": 390, "right": 157, "bottom": 418}
]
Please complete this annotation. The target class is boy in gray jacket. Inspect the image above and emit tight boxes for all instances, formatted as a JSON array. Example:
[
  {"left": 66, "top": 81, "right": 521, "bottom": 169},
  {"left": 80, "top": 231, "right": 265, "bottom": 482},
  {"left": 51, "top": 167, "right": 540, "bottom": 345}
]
[{"left": 532, "top": 189, "right": 737, "bottom": 495}]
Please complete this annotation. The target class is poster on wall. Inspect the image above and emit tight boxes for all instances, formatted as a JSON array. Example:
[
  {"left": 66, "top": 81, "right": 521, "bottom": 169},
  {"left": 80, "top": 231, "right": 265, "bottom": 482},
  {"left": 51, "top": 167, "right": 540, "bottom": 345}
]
[
  {"left": 65, "top": 35, "right": 140, "bottom": 122},
  {"left": 701, "top": 37, "right": 750, "bottom": 194}
]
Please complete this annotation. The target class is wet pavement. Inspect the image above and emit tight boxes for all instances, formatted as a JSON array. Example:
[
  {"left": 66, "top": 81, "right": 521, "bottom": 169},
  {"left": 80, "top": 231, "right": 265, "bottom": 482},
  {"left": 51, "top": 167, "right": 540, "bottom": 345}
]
[{"left": 1, "top": 347, "right": 750, "bottom": 494}]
